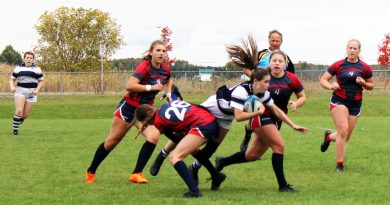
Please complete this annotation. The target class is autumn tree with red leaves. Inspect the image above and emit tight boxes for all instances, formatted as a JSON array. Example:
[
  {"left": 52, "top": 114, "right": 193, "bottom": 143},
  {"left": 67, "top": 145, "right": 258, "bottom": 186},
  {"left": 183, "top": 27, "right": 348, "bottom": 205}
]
[
  {"left": 378, "top": 33, "right": 390, "bottom": 69},
  {"left": 158, "top": 26, "right": 176, "bottom": 64}
]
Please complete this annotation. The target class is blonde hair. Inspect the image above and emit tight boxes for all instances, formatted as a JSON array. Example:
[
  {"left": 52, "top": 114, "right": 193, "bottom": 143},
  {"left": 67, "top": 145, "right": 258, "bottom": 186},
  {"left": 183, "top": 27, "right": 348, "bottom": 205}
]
[
  {"left": 347, "top": 39, "right": 361, "bottom": 49},
  {"left": 269, "top": 49, "right": 289, "bottom": 65}
]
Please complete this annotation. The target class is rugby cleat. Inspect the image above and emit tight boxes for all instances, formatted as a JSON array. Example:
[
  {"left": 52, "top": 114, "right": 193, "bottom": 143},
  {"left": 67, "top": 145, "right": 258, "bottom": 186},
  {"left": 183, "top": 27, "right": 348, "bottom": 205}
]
[
  {"left": 85, "top": 172, "right": 95, "bottom": 183},
  {"left": 279, "top": 184, "right": 299, "bottom": 193},
  {"left": 183, "top": 190, "right": 203, "bottom": 198},
  {"left": 188, "top": 164, "right": 200, "bottom": 185},
  {"left": 129, "top": 173, "right": 148, "bottom": 184},
  {"left": 150, "top": 154, "right": 166, "bottom": 176},
  {"left": 13, "top": 129, "right": 18, "bottom": 136},
  {"left": 336, "top": 165, "right": 345, "bottom": 172},
  {"left": 210, "top": 172, "right": 227, "bottom": 191},
  {"left": 320, "top": 130, "right": 332, "bottom": 152}
]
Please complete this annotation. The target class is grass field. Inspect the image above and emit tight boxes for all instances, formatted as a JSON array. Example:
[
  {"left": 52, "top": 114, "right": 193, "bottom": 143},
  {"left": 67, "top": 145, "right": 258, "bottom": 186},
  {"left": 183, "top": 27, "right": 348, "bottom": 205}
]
[{"left": 0, "top": 93, "right": 389, "bottom": 204}]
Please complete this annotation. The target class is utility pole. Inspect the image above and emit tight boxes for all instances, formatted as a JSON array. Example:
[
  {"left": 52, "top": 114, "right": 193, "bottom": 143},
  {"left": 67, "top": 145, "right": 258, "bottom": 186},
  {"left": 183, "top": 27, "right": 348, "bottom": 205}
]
[{"left": 99, "top": 45, "right": 105, "bottom": 95}]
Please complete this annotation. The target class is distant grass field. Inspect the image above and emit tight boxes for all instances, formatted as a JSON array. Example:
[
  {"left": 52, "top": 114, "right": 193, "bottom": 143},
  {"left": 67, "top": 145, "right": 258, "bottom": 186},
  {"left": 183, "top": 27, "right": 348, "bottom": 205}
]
[{"left": 0, "top": 93, "right": 389, "bottom": 204}]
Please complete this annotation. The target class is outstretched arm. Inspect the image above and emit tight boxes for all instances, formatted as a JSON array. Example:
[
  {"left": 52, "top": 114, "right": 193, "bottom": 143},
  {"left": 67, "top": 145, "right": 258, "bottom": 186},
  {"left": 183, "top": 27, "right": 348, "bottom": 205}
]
[{"left": 270, "top": 104, "right": 309, "bottom": 133}]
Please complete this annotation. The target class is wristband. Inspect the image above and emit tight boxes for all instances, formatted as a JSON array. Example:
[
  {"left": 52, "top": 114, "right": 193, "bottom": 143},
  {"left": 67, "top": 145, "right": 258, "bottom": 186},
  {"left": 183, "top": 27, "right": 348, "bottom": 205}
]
[
  {"left": 145, "top": 85, "right": 151, "bottom": 91},
  {"left": 166, "top": 93, "right": 172, "bottom": 97}
]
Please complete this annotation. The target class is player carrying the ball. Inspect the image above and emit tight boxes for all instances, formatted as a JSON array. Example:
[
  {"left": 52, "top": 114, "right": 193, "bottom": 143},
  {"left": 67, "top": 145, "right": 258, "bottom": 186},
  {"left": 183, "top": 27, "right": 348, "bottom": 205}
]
[{"left": 213, "top": 34, "right": 309, "bottom": 193}]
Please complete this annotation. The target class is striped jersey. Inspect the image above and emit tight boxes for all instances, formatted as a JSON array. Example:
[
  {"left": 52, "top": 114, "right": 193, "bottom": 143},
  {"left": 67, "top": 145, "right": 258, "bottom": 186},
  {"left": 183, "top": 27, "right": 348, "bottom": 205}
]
[
  {"left": 11, "top": 63, "right": 43, "bottom": 88},
  {"left": 327, "top": 58, "right": 372, "bottom": 101},
  {"left": 124, "top": 60, "right": 171, "bottom": 107},
  {"left": 217, "top": 81, "right": 274, "bottom": 114}
]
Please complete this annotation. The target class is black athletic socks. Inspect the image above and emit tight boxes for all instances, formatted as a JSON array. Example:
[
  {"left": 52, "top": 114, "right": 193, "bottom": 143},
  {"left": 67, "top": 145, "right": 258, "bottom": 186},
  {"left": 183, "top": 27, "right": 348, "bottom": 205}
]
[{"left": 87, "top": 142, "right": 111, "bottom": 173}]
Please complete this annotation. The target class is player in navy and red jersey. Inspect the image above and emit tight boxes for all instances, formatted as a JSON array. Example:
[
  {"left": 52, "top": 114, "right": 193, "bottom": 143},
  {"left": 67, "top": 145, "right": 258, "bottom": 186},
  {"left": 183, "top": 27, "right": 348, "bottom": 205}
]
[
  {"left": 320, "top": 39, "right": 374, "bottom": 172},
  {"left": 85, "top": 40, "right": 173, "bottom": 184},
  {"left": 240, "top": 50, "right": 306, "bottom": 151},
  {"left": 133, "top": 101, "right": 225, "bottom": 198},
  {"left": 124, "top": 60, "right": 171, "bottom": 107}
]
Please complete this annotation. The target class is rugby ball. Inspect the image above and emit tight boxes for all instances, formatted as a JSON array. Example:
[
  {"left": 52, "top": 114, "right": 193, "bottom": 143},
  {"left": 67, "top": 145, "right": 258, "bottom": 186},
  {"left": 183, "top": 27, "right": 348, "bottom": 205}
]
[{"left": 244, "top": 95, "right": 262, "bottom": 112}]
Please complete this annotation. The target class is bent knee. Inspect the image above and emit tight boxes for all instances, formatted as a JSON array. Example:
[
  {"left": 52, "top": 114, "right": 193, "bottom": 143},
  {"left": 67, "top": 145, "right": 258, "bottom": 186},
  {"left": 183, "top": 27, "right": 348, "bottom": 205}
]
[
  {"left": 146, "top": 134, "right": 159, "bottom": 144},
  {"left": 15, "top": 110, "right": 23, "bottom": 116},
  {"left": 245, "top": 151, "right": 261, "bottom": 161},
  {"left": 271, "top": 144, "right": 284, "bottom": 154},
  {"left": 337, "top": 127, "right": 349, "bottom": 138},
  {"left": 169, "top": 154, "right": 183, "bottom": 165},
  {"left": 246, "top": 154, "right": 259, "bottom": 161},
  {"left": 104, "top": 138, "right": 122, "bottom": 151}
]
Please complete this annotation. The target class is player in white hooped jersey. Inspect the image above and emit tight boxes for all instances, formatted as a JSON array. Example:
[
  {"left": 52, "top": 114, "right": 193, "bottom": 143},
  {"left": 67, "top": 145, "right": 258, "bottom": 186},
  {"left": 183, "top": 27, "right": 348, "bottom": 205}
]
[
  {"left": 212, "top": 35, "right": 309, "bottom": 193},
  {"left": 9, "top": 51, "right": 44, "bottom": 135}
]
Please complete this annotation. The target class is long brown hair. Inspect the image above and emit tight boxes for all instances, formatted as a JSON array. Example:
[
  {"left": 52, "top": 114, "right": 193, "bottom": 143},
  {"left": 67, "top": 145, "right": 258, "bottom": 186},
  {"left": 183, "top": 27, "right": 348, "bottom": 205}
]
[
  {"left": 250, "top": 68, "right": 270, "bottom": 82},
  {"left": 226, "top": 34, "right": 259, "bottom": 71},
  {"left": 133, "top": 104, "right": 157, "bottom": 139},
  {"left": 143, "top": 40, "right": 166, "bottom": 61}
]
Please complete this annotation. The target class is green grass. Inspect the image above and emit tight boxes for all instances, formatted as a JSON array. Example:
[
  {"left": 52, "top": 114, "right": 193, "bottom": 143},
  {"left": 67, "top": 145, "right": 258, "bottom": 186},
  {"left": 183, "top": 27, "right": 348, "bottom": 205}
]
[{"left": 0, "top": 94, "right": 389, "bottom": 204}]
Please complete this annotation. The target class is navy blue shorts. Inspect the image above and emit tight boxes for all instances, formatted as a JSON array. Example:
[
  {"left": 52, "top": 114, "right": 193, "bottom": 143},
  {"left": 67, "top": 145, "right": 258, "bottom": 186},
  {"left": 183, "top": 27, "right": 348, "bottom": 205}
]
[
  {"left": 113, "top": 98, "right": 137, "bottom": 123},
  {"left": 329, "top": 94, "right": 361, "bottom": 116},
  {"left": 250, "top": 113, "right": 277, "bottom": 130},
  {"left": 189, "top": 120, "right": 220, "bottom": 142}
]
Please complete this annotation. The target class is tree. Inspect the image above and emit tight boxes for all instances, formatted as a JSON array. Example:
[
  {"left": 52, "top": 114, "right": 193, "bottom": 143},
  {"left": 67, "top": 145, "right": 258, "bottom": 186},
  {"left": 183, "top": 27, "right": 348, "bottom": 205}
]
[
  {"left": 34, "top": 6, "right": 125, "bottom": 71},
  {"left": 378, "top": 33, "right": 390, "bottom": 68},
  {"left": 0, "top": 45, "right": 22, "bottom": 65},
  {"left": 158, "top": 26, "right": 176, "bottom": 64},
  {"left": 225, "top": 61, "right": 240, "bottom": 71}
]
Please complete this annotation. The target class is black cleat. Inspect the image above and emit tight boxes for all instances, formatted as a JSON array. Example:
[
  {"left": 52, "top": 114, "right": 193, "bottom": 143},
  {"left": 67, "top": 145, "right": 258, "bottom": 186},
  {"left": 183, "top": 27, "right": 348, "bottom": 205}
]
[
  {"left": 210, "top": 172, "right": 226, "bottom": 191},
  {"left": 215, "top": 157, "right": 224, "bottom": 172},
  {"left": 336, "top": 165, "right": 345, "bottom": 172},
  {"left": 188, "top": 164, "right": 200, "bottom": 185},
  {"left": 321, "top": 130, "right": 332, "bottom": 152},
  {"left": 279, "top": 184, "right": 299, "bottom": 193},
  {"left": 183, "top": 190, "right": 202, "bottom": 198},
  {"left": 13, "top": 130, "right": 18, "bottom": 136},
  {"left": 150, "top": 154, "right": 166, "bottom": 176}
]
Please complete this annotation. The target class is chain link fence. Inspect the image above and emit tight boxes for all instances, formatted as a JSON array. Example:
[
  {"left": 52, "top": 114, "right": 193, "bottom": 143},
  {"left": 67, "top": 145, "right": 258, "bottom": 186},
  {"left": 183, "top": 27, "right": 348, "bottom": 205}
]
[{"left": 1, "top": 70, "right": 389, "bottom": 95}]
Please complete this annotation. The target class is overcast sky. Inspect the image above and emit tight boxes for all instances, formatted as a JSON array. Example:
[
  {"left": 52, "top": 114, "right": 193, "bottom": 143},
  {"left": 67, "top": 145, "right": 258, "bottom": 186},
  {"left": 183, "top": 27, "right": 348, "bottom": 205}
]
[{"left": 0, "top": 0, "right": 389, "bottom": 66}]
